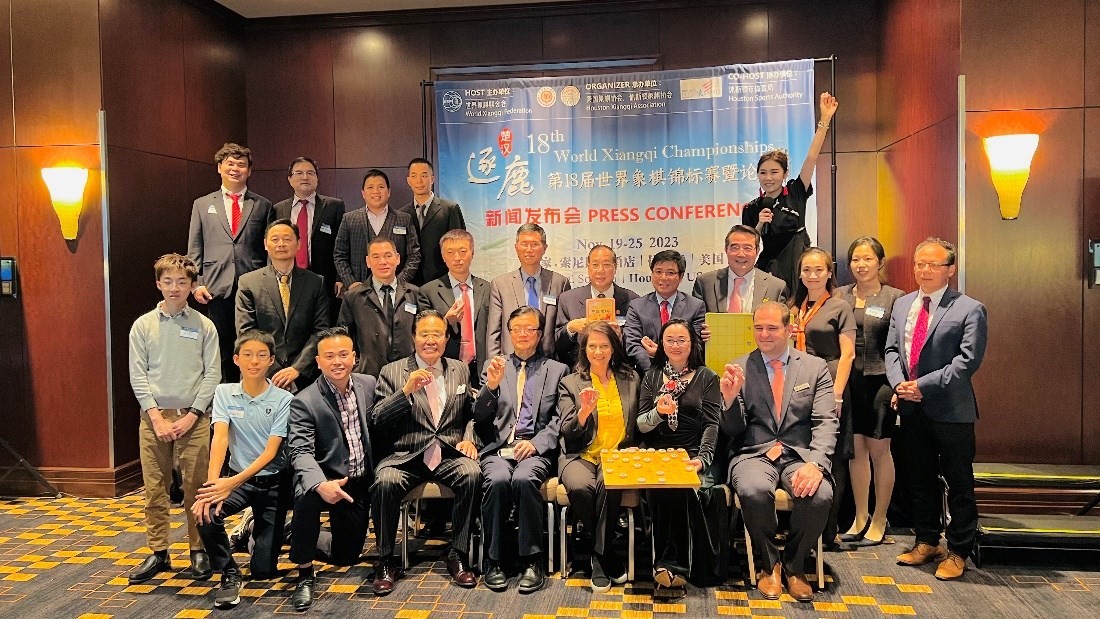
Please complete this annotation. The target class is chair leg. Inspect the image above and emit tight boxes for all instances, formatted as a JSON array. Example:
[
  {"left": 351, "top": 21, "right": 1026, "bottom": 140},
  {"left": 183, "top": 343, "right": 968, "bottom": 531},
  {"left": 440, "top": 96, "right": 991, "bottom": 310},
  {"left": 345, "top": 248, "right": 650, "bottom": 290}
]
[
  {"left": 401, "top": 502, "right": 410, "bottom": 570},
  {"left": 560, "top": 505, "right": 569, "bottom": 579},
  {"left": 815, "top": 534, "right": 825, "bottom": 591},
  {"left": 626, "top": 507, "right": 635, "bottom": 583},
  {"left": 744, "top": 521, "right": 757, "bottom": 586},
  {"left": 546, "top": 502, "right": 555, "bottom": 575}
]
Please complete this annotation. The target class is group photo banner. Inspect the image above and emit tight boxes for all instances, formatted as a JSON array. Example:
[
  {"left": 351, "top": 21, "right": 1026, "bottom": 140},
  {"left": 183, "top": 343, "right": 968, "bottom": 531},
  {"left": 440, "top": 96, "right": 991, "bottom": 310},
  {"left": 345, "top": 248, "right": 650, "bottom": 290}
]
[{"left": 435, "top": 59, "right": 816, "bottom": 289}]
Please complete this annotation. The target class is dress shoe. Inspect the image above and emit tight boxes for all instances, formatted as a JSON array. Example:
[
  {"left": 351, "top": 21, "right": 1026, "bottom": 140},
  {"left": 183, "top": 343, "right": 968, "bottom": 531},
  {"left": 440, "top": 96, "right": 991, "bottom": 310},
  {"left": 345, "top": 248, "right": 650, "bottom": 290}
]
[
  {"left": 755, "top": 563, "right": 783, "bottom": 600},
  {"left": 189, "top": 550, "right": 212, "bottom": 580},
  {"left": 484, "top": 563, "right": 508, "bottom": 592},
  {"left": 839, "top": 521, "right": 870, "bottom": 543},
  {"left": 292, "top": 576, "right": 314, "bottom": 611},
  {"left": 785, "top": 571, "right": 814, "bottom": 602},
  {"left": 129, "top": 553, "right": 171, "bottom": 584},
  {"left": 896, "top": 542, "right": 947, "bottom": 566},
  {"left": 518, "top": 563, "right": 546, "bottom": 594},
  {"left": 653, "top": 566, "right": 687, "bottom": 589},
  {"left": 446, "top": 553, "right": 478, "bottom": 588},
  {"left": 935, "top": 552, "right": 967, "bottom": 580},
  {"left": 372, "top": 561, "right": 402, "bottom": 596}
]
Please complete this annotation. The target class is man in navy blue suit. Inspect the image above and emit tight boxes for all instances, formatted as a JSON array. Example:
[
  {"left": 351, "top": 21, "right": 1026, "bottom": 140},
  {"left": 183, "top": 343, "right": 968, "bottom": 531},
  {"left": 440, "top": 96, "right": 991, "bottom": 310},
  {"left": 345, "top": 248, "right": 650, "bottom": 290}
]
[{"left": 885, "top": 238, "right": 987, "bottom": 581}]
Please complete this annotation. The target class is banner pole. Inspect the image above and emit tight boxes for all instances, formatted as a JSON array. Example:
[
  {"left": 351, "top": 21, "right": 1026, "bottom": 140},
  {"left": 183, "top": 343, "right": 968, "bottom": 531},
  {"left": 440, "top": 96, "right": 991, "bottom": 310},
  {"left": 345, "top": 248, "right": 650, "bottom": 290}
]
[
  {"left": 829, "top": 55, "right": 838, "bottom": 258},
  {"left": 421, "top": 80, "right": 430, "bottom": 159}
]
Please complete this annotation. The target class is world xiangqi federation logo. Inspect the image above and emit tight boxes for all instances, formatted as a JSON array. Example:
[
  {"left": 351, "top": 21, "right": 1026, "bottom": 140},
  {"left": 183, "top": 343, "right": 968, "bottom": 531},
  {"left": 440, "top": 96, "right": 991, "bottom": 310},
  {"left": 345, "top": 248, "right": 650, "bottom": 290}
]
[{"left": 442, "top": 91, "right": 463, "bottom": 113}]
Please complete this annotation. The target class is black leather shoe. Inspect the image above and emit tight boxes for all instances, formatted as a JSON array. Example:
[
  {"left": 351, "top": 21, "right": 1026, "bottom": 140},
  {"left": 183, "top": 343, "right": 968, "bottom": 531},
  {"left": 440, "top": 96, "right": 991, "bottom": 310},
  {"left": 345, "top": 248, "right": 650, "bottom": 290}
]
[
  {"left": 446, "top": 553, "right": 478, "bottom": 588},
  {"left": 372, "top": 561, "right": 402, "bottom": 596},
  {"left": 484, "top": 563, "right": 508, "bottom": 591},
  {"left": 189, "top": 550, "right": 212, "bottom": 580},
  {"left": 129, "top": 553, "right": 171, "bottom": 584},
  {"left": 292, "top": 577, "right": 314, "bottom": 611},
  {"left": 518, "top": 563, "right": 545, "bottom": 594}
]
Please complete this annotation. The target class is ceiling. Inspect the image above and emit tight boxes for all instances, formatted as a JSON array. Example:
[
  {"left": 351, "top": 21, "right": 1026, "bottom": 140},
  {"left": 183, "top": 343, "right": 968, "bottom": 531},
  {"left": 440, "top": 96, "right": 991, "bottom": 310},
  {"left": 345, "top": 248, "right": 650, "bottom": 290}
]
[{"left": 213, "top": 0, "right": 587, "bottom": 19}]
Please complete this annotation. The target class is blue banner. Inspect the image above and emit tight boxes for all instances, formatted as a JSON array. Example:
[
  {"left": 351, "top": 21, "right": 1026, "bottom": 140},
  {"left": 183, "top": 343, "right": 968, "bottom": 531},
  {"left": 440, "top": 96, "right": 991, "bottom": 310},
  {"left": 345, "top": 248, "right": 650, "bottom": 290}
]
[{"left": 435, "top": 59, "right": 816, "bottom": 289}]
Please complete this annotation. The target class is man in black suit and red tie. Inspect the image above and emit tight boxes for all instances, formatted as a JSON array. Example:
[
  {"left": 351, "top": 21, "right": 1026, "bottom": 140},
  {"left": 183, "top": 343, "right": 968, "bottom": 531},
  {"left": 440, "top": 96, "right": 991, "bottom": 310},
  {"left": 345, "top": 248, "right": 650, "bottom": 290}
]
[
  {"left": 399, "top": 158, "right": 466, "bottom": 286},
  {"left": 188, "top": 142, "right": 274, "bottom": 381},
  {"left": 369, "top": 310, "right": 481, "bottom": 595},
  {"left": 554, "top": 244, "right": 639, "bottom": 365},
  {"left": 273, "top": 157, "right": 346, "bottom": 324},
  {"left": 334, "top": 169, "right": 421, "bottom": 289}
]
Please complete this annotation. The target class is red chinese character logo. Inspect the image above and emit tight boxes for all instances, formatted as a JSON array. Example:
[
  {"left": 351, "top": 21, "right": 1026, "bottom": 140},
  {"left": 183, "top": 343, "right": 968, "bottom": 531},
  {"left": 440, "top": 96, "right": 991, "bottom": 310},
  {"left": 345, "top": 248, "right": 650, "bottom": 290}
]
[{"left": 498, "top": 128, "right": 513, "bottom": 158}]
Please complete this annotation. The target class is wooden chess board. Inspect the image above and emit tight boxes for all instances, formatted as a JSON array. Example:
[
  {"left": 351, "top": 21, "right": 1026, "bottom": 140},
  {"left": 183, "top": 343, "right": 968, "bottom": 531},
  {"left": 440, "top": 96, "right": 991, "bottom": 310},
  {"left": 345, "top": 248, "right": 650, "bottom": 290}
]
[{"left": 601, "top": 448, "right": 701, "bottom": 490}]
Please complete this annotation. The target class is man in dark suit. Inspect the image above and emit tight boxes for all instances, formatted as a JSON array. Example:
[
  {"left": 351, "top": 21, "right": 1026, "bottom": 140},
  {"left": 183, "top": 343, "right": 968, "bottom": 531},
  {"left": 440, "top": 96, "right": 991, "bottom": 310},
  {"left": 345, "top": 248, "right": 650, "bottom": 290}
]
[
  {"left": 286, "top": 327, "right": 375, "bottom": 611},
  {"left": 235, "top": 219, "right": 329, "bottom": 392},
  {"left": 273, "top": 157, "right": 346, "bottom": 324},
  {"left": 399, "top": 158, "right": 466, "bottom": 286},
  {"left": 334, "top": 169, "right": 421, "bottom": 289},
  {"left": 474, "top": 307, "right": 569, "bottom": 593},
  {"left": 623, "top": 250, "right": 708, "bottom": 371},
  {"left": 416, "top": 229, "right": 490, "bottom": 386},
  {"left": 338, "top": 237, "right": 418, "bottom": 378},
  {"left": 885, "top": 238, "right": 987, "bottom": 581},
  {"left": 554, "top": 244, "right": 639, "bottom": 366},
  {"left": 720, "top": 301, "right": 838, "bottom": 603},
  {"left": 370, "top": 310, "right": 481, "bottom": 594},
  {"left": 693, "top": 224, "right": 788, "bottom": 313},
  {"left": 488, "top": 223, "right": 571, "bottom": 359},
  {"left": 188, "top": 142, "right": 274, "bottom": 381}
]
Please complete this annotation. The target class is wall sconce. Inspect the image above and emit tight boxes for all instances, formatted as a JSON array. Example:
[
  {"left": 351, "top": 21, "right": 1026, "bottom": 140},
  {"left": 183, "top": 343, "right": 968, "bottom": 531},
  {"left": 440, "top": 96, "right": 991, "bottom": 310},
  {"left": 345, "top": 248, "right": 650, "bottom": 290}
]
[
  {"left": 41, "top": 167, "right": 89, "bottom": 240},
  {"left": 982, "top": 134, "right": 1039, "bottom": 220}
]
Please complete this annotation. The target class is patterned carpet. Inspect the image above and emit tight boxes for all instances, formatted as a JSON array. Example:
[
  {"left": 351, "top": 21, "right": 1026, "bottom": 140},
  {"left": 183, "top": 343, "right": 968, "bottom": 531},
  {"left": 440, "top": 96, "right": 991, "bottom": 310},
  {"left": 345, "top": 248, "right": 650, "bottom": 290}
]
[{"left": 0, "top": 493, "right": 1098, "bottom": 618}]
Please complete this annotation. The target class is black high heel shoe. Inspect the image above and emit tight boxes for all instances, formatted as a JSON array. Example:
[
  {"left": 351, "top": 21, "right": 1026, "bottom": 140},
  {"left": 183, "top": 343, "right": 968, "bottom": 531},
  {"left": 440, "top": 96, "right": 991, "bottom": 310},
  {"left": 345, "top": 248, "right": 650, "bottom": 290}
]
[{"left": 839, "top": 521, "right": 870, "bottom": 543}]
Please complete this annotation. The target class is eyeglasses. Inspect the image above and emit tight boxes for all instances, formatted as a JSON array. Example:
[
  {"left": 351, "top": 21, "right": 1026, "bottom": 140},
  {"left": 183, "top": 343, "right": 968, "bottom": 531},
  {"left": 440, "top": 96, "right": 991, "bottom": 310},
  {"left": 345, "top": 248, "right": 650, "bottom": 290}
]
[
  {"left": 914, "top": 262, "right": 949, "bottom": 271},
  {"left": 238, "top": 352, "right": 271, "bottom": 360},
  {"left": 290, "top": 170, "right": 317, "bottom": 178},
  {"left": 517, "top": 241, "right": 544, "bottom": 250},
  {"left": 509, "top": 327, "right": 541, "bottom": 335},
  {"left": 662, "top": 339, "right": 690, "bottom": 348},
  {"left": 652, "top": 269, "right": 681, "bottom": 278},
  {"left": 589, "top": 262, "right": 616, "bottom": 271},
  {"left": 726, "top": 244, "right": 756, "bottom": 254},
  {"left": 417, "top": 332, "right": 447, "bottom": 341}
]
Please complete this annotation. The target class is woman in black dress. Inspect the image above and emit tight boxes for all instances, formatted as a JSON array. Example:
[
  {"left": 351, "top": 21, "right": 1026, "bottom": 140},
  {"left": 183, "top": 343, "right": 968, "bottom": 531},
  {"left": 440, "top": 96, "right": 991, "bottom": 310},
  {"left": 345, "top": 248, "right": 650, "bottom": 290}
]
[
  {"left": 742, "top": 92, "right": 839, "bottom": 293},
  {"left": 836, "top": 237, "right": 904, "bottom": 545},
  {"left": 788, "top": 247, "right": 856, "bottom": 548},
  {"left": 636, "top": 319, "right": 721, "bottom": 588}
]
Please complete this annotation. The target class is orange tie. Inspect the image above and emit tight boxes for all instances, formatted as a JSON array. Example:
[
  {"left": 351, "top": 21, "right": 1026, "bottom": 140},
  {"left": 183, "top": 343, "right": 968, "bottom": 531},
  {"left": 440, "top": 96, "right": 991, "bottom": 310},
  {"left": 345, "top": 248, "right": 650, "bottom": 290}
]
[{"left": 766, "top": 358, "right": 784, "bottom": 460}]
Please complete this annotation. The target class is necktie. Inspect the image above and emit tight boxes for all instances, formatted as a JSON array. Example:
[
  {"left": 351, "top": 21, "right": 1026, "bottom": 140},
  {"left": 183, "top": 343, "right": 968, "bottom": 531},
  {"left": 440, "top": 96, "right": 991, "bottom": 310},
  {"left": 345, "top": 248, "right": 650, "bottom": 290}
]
[
  {"left": 459, "top": 282, "right": 475, "bottom": 364},
  {"left": 509, "top": 360, "right": 528, "bottom": 444},
  {"left": 597, "top": 292, "right": 606, "bottom": 298},
  {"left": 380, "top": 284, "right": 394, "bottom": 324},
  {"left": 660, "top": 300, "right": 670, "bottom": 325},
  {"left": 295, "top": 199, "right": 310, "bottom": 268},
  {"left": 526, "top": 276, "right": 539, "bottom": 310},
  {"left": 909, "top": 295, "right": 932, "bottom": 378},
  {"left": 728, "top": 276, "right": 745, "bottom": 313},
  {"left": 766, "top": 358, "right": 785, "bottom": 460},
  {"left": 423, "top": 366, "right": 443, "bottom": 470},
  {"left": 229, "top": 193, "right": 242, "bottom": 236},
  {"left": 278, "top": 273, "right": 291, "bottom": 316},
  {"left": 418, "top": 203, "right": 428, "bottom": 226}
]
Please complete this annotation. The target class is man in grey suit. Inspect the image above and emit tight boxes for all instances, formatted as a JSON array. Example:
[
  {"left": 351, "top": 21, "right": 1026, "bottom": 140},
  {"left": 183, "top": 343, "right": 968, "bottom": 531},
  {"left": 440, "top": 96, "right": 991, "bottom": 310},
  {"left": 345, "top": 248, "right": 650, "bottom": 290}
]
[
  {"left": 235, "top": 219, "right": 329, "bottom": 392},
  {"left": 623, "top": 250, "right": 708, "bottom": 371},
  {"left": 886, "top": 238, "right": 987, "bottom": 581},
  {"left": 720, "top": 301, "right": 838, "bottom": 603},
  {"left": 338, "top": 237, "right": 418, "bottom": 378},
  {"left": 554, "top": 244, "right": 639, "bottom": 366},
  {"left": 488, "top": 223, "right": 571, "bottom": 359},
  {"left": 188, "top": 142, "right": 274, "bottom": 381},
  {"left": 693, "top": 224, "right": 788, "bottom": 313},
  {"left": 474, "top": 307, "right": 569, "bottom": 593},
  {"left": 370, "top": 310, "right": 481, "bottom": 594},
  {"left": 334, "top": 169, "right": 421, "bottom": 289},
  {"left": 273, "top": 157, "right": 346, "bottom": 324},
  {"left": 399, "top": 158, "right": 466, "bottom": 286},
  {"left": 416, "top": 229, "right": 489, "bottom": 386},
  {"left": 286, "top": 327, "right": 375, "bottom": 611}
]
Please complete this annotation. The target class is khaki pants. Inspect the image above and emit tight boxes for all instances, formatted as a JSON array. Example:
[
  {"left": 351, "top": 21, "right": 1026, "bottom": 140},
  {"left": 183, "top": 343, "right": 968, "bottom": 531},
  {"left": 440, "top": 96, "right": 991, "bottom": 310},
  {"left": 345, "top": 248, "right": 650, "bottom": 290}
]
[{"left": 139, "top": 409, "right": 210, "bottom": 551}]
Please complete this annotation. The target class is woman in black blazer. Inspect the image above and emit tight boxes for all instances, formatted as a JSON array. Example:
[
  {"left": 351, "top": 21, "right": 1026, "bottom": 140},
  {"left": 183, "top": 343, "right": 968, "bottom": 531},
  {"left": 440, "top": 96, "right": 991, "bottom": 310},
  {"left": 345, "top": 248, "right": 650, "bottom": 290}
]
[
  {"left": 558, "top": 321, "right": 641, "bottom": 593},
  {"left": 836, "top": 237, "right": 905, "bottom": 545}
]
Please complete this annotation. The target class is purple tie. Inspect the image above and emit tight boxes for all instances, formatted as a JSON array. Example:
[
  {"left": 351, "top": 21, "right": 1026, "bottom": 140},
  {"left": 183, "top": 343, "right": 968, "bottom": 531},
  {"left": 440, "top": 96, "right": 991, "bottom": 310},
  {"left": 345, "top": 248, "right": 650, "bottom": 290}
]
[{"left": 909, "top": 296, "right": 932, "bottom": 378}]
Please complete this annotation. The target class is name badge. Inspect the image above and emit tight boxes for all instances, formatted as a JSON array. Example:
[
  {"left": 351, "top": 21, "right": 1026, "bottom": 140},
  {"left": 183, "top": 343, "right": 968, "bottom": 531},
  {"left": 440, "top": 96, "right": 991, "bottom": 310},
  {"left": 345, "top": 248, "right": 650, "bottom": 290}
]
[
  {"left": 320, "top": 224, "right": 332, "bottom": 234},
  {"left": 615, "top": 316, "right": 627, "bottom": 326},
  {"left": 794, "top": 382, "right": 810, "bottom": 392},
  {"left": 456, "top": 384, "right": 467, "bottom": 395},
  {"left": 865, "top": 306, "right": 886, "bottom": 319},
  {"left": 179, "top": 327, "right": 199, "bottom": 340},
  {"left": 542, "top": 295, "right": 557, "bottom": 306},
  {"left": 207, "top": 206, "right": 217, "bottom": 214},
  {"left": 403, "top": 302, "right": 417, "bottom": 314},
  {"left": 227, "top": 405, "right": 245, "bottom": 418},
  {"left": 393, "top": 226, "right": 407, "bottom": 235}
]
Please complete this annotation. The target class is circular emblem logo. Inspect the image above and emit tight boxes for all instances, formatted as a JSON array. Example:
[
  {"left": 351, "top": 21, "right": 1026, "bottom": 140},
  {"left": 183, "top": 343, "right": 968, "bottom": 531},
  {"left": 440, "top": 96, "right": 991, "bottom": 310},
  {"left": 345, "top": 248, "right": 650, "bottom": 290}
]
[
  {"left": 442, "top": 91, "right": 463, "bottom": 113},
  {"left": 561, "top": 85, "right": 580, "bottom": 107},
  {"left": 536, "top": 87, "right": 556, "bottom": 108}
]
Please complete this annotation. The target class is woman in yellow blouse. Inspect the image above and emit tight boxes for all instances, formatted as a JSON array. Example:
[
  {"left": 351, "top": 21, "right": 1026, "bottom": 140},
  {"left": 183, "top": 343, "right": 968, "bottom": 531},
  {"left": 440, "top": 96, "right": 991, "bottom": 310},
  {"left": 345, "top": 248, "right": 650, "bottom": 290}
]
[{"left": 558, "top": 321, "right": 641, "bottom": 593}]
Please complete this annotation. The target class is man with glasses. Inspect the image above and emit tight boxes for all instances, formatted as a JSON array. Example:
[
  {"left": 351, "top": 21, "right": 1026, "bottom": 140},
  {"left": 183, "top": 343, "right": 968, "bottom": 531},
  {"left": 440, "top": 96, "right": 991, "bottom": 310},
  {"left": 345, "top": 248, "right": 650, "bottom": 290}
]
[
  {"left": 623, "top": 250, "right": 708, "bottom": 371},
  {"left": 554, "top": 244, "right": 639, "bottom": 366},
  {"left": 693, "top": 225, "right": 788, "bottom": 313},
  {"left": 488, "top": 223, "right": 571, "bottom": 359},
  {"left": 886, "top": 238, "right": 987, "bottom": 581}
]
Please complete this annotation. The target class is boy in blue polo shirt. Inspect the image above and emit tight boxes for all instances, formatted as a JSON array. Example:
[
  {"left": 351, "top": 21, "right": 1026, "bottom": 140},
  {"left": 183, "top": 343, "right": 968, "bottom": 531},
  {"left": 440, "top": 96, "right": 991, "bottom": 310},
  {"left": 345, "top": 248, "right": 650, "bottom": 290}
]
[{"left": 193, "top": 329, "right": 292, "bottom": 609}]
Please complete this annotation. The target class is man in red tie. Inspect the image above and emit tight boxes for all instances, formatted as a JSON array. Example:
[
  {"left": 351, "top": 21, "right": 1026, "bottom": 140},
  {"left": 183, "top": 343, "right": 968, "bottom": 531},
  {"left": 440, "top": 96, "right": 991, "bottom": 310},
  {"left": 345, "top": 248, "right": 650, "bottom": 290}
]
[
  {"left": 622, "top": 249, "right": 707, "bottom": 371},
  {"left": 274, "top": 157, "right": 347, "bottom": 325},
  {"left": 885, "top": 238, "right": 987, "bottom": 581},
  {"left": 188, "top": 143, "right": 274, "bottom": 382},
  {"left": 719, "top": 301, "right": 838, "bottom": 602}
]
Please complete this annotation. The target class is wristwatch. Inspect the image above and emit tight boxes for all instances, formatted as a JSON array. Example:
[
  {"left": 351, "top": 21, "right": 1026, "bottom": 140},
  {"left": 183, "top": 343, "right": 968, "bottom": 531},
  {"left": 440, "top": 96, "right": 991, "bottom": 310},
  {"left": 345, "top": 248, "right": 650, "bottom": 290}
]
[
  {"left": 188, "top": 407, "right": 205, "bottom": 418},
  {"left": 810, "top": 462, "right": 825, "bottom": 473}
]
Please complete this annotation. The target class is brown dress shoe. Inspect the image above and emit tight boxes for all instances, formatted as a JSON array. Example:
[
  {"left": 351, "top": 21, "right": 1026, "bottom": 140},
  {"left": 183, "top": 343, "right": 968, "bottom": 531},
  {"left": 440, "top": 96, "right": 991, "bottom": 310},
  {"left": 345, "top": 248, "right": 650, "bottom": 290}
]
[
  {"left": 372, "top": 561, "right": 402, "bottom": 596},
  {"left": 785, "top": 572, "right": 814, "bottom": 602},
  {"left": 935, "top": 552, "right": 966, "bottom": 580},
  {"left": 446, "top": 553, "right": 478, "bottom": 588},
  {"left": 896, "top": 542, "right": 947, "bottom": 566},
  {"left": 756, "top": 563, "right": 783, "bottom": 600}
]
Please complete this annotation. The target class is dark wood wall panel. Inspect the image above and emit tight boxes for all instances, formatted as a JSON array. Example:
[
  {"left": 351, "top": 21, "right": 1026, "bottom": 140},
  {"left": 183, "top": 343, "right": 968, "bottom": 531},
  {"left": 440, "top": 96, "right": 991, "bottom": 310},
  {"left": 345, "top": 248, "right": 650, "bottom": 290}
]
[
  {"left": 964, "top": 109, "right": 1083, "bottom": 462},
  {"left": 1087, "top": 0, "right": 1100, "bottom": 107},
  {"left": 333, "top": 167, "right": 412, "bottom": 215},
  {"left": 961, "top": 0, "right": 1084, "bottom": 112},
  {"left": 10, "top": 0, "right": 101, "bottom": 147},
  {"left": 429, "top": 17, "right": 543, "bottom": 67},
  {"left": 542, "top": 11, "right": 658, "bottom": 61},
  {"left": 815, "top": 152, "right": 879, "bottom": 280},
  {"left": 660, "top": 3, "right": 768, "bottom": 70},
  {"left": 1083, "top": 108, "right": 1100, "bottom": 463},
  {"left": 99, "top": 0, "right": 188, "bottom": 158},
  {"left": 182, "top": 6, "right": 247, "bottom": 163},
  {"left": 0, "top": 0, "right": 14, "bottom": 148}
]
